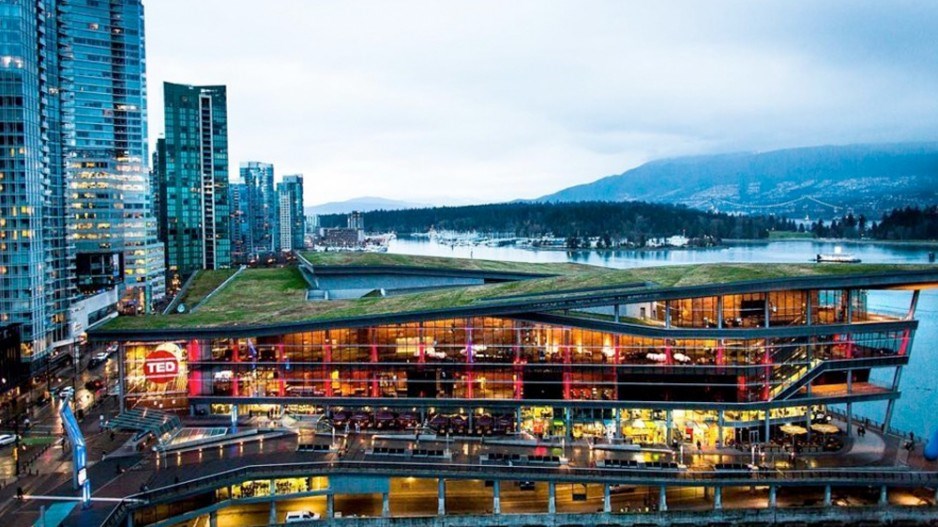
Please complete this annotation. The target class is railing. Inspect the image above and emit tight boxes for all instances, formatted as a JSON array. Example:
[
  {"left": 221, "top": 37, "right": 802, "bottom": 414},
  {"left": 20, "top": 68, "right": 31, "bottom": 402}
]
[{"left": 99, "top": 457, "right": 938, "bottom": 527}]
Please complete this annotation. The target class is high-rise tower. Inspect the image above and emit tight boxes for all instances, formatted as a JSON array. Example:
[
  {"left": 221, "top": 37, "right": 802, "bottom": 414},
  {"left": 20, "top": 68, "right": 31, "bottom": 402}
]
[
  {"left": 64, "top": 0, "right": 164, "bottom": 305},
  {"left": 159, "top": 82, "right": 230, "bottom": 281}
]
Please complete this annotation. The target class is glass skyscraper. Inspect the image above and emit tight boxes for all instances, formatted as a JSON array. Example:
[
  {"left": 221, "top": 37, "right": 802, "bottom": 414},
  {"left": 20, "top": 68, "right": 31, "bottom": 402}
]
[
  {"left": 0, "top": 0, "right": 72, "bottom": 364},
  {"left": 239, "top": 161, "right": 277, "bottom": 257},
  {"left": 63, "top": 0, "right": 164, "bottom": 306},
  {"left": 159, "top": 82, "right": 231, "bottom": 281},
  {"left": 228, "top": 181, "right": 250, "bottom": 263},
  {"left": 278, "top": 175, "right": 305, "bottom": 251}
]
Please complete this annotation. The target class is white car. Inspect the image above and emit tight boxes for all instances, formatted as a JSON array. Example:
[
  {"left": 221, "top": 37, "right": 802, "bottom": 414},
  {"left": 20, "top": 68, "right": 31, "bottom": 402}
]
[
  {"left": 285, "top": 511, "right": 320, "bottom": 523},
  {"left": 0, "top": 434, "right": 17, "bottom": 447},
  {"left": 58, "top": 386, "right": 75, "bottom": 400}
]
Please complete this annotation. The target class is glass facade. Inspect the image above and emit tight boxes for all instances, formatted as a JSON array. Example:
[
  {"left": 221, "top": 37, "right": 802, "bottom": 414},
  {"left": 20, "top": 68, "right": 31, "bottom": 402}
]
[
  {"left": 118, "top": 284, "right": 916, "bottom": 445},
  {"left": 237, "top": 161, "right": 276, "bottom": 258},
  {"left": 278, "top": 174, "right": 304, "bottom": 252},
  {"left": 159, "top": 82, "right": 230, "bottom": 280},
  {"left": 0, "top": 0, "right": 73, "bottom": 364},
  {"left": 63, "top": 0, "right": 164, "bottom": 305}
]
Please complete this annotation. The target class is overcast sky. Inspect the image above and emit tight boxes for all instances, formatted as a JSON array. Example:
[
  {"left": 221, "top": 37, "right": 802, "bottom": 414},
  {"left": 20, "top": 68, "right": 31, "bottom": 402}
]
[{"left": 145, "top": 1, "right": 938, "bottom": 206}]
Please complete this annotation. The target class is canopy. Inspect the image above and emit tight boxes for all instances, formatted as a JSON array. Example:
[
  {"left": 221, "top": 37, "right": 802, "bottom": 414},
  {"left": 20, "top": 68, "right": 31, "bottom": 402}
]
[
  {"left": 779, "top": 424, "right": 808, "bottom": 435},
  {"left": 810, "top": 423, "right": 840, "bottom": 434}
]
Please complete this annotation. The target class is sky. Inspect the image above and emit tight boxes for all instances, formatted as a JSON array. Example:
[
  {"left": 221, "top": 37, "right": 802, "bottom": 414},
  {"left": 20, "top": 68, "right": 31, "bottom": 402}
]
[{"left": 145, "top": 1, "right": 938, "bottom": 207}]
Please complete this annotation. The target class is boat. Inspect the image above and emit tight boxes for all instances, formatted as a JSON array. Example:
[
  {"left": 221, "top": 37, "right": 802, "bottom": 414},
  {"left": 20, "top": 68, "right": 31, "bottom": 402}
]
[
  {"left": 816, "top": 246, "right": 861, "bottom": 263},
  {"left": 816, "top": 253, "right": 861, "bottom": 263}
]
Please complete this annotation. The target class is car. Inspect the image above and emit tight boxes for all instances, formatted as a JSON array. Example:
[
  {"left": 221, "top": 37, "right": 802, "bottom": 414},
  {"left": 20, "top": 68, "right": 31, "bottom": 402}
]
[
  {"left": 0, "top": 434, "right": 17, "bottom": 447},
  {"left": 89, "top": 352, "right": 109, "bottom": 368},
  {"left": 85, "top": 378, "right": 105, "bottom": 391},
  {"left": 518, "top": 481, "right": 536, "bottom": 491},
  {"left": 285, "top": 511, "right": 320, "bottom": 523},
  {"left": 57, "top": 386, "right": 75, "bottom": 400}
]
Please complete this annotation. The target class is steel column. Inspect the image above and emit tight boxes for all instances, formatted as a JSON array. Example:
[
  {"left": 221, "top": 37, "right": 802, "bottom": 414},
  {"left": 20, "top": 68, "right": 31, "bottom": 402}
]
[
  {"left": 493, "top": 480, "right": 501, "bottom": 515},
  {"left": 438, "top": 479, "right": 445, "bottom": 516},
  {"left": 548, "top": 481, "right": 556, "bottom": 514}
]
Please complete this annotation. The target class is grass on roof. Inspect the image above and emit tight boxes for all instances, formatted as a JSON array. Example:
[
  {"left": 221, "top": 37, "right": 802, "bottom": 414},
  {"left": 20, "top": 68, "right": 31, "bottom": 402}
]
[
  {"left": 303, "top": 251, "right": 591, "bottom": 275},
  {"left": 179, "top": 269, "right": 239, "bottom": 308},
  {"left": 100, "top": 259, "right": 935, "bottom": 332}
]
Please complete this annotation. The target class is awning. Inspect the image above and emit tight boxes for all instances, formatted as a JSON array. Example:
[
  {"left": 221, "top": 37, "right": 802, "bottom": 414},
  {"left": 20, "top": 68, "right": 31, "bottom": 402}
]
[
  {"left": 780, "top": 424, "right": 808, "bottom": 436},
  {"left": 106, "top": 408, "right": 182, "bottom": 440},
  {"left": 810, "top": 423, "right": 841, "bottom": 434}
]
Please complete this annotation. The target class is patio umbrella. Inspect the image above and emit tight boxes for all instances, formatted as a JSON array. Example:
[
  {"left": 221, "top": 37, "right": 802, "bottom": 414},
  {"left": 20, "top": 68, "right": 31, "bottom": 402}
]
[
  {"left": 810, "top": 423, "right": 840, "bottom": 434},
  {"left": 779, "top": 424, "right": 808, "bottom": 436}
]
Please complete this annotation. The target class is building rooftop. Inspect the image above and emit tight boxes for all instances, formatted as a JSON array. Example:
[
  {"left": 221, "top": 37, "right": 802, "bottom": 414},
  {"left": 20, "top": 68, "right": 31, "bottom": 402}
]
[{"left": 92, "top": 253, "right": 938, "bottom": 337}]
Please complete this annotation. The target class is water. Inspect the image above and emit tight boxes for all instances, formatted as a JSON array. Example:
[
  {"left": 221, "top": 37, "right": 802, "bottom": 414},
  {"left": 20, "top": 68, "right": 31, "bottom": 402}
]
[{"left": 388, "top": 237, "right": 938, "bottom": 437}]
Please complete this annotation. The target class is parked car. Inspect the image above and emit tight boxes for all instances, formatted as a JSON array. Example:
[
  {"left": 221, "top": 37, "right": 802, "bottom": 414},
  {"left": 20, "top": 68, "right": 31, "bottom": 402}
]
[
  {"left": 89, "top": 352, "right": 109, "bottom": 368},
  {"left": 85, "top": 378, "right": 105, "bottom": 391},
  {"left": 0, "top": 434, "right": 17, "bottom": 447},
  {"left": 285, "top": 510, "right": 320, "bottom": 523}
]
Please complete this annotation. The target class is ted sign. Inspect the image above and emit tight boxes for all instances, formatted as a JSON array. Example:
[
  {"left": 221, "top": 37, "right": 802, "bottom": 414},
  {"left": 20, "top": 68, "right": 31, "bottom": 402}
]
[{"left": 144, "top": 346, "right": 180, "bottom": 384}]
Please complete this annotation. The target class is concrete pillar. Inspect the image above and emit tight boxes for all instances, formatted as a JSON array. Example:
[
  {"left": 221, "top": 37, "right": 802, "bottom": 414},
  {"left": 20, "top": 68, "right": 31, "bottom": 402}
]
[
  {"left": 879, "top": 485, "right": 888, "bottom": 507},
  {"left": 665, "top": 410, "right": 673, "bottom": 445},
  {"left": 717, "top": 409, "right": 725, "bottom": 445},
  {"left": 717, "top": 296, "right": 724, "bottom": 328},
  {"left": 117, "top": 345, "right": 126, "bottom": 414},
  {"left": 564, "top": 407, "right": 572, "bottom": 440},
  {"left": 603, "top": 484, "right": 611, "bottom": 513},
  {"left": 268, "top": 501, "right": 277, "bottom": 525},
  {"left": 438, "top": 479, "right": 446, "bottom": 516},
  {"left": 126, "top": 512, "right": 134, "bottom": 527},
  {"left": 548, "top": 482, "right": 557, "bottom": 514},
  {"left": 658, "top": 486, "right": 667, "bottom": 512},
  {"left": 823, "top": 485, "right": 832, "bottom": 507},
  {"left": 209, "top": 511, "right": 218, "bottom": 527},
  {"left": 714, "top": 487, "right": 722, "bottom": 510},
  {"left": 614, "top": 304, "right": 621, "bottom": 323},
  {"left": 493, "top": 480, "right": 501, "bottom": 515},
  {"left": 327, "top": 494, "right": 335, "bottom": 518},
  {"left": 763, "top": 412, "right": 771, "bottom": 444},
  {"left": 382, "top": 492, "right": 390, "bottom": 517},
  {"left": 845, "top": 402, "right": 853, "bottom": 437},
  {"left": 516, "top": 406, "right": 523, "bottom": 435},
  {"left": 231, "top": 404, "right": 239, "bottom": 434},
  {"left": 769, "top": 485, "right": 777, "bottom": 508}
]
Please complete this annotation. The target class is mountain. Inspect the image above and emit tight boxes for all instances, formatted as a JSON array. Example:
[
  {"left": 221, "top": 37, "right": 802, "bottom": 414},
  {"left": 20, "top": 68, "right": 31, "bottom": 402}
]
[
  {"left": 305, "top": 196, "right": 428, "bottom": 216},
  {"left": 538, "top": 143, "right": 938, "bottom": 218}
]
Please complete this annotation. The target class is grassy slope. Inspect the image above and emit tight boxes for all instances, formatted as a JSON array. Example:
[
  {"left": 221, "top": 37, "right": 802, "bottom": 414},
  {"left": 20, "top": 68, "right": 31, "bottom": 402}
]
[
  {"left": 303, "top": 251, "right": 591, "bottom": 275},
  {"left": 101, "top": 260, "right": 935, "bottom": 331},
  {"left": 179, "top": 269, "right": 239, "bottom": 308}
]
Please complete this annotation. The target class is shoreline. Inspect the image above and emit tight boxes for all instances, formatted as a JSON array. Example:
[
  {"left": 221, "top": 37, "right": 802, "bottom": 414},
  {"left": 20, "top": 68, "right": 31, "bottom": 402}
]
[{"left": 401, "top": 235, "right": 938, "bottom": 253}]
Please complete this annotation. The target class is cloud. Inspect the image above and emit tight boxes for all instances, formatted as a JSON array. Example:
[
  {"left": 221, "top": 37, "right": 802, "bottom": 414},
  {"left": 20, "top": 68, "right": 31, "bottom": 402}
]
[{"left": 145, "top": 0, "right": 938, "bottom": 204}]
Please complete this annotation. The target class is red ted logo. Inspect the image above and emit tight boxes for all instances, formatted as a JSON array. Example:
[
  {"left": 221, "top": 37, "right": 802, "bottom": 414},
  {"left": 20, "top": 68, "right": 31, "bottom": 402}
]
[{"left": 144, "top": 346, "right": 181, "bottom": 384}]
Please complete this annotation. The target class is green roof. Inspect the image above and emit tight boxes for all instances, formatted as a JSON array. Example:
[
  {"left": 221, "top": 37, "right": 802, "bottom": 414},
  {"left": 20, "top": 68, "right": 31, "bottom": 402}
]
[
  {"left": 98, "top": 254, "right": 937, "bottom": 333},
  {"left": 301, "top": 251, "right": 591, "bottom": 275},
  {"left": 178, "top": 268, "right": 239, "bottom": 308}
]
